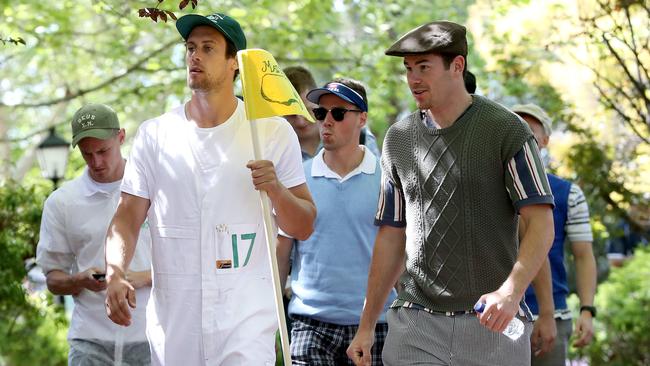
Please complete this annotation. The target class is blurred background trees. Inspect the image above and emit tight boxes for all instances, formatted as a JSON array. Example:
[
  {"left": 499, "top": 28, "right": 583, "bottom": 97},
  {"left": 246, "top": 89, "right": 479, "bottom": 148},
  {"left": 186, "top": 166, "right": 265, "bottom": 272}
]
[{"left": 1, "top": 0, "right": 648, "bottom": 364}]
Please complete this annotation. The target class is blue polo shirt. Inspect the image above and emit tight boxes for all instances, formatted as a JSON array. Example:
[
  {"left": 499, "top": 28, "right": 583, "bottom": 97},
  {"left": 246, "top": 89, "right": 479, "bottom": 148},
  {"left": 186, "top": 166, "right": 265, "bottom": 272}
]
[{"left": 288, "top": 147, "right": 396, "bottom": 325}]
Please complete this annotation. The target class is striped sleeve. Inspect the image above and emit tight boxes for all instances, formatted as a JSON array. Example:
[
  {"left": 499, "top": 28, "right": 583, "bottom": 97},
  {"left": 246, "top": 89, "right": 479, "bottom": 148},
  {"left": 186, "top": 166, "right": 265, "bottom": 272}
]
[
  {"left": 505, "top": 137, "right": 555, "bottom": 212},
  {"left": 374, "top": 170, "right": 406, "bottom": 227},
  {"left": 566, "top": 183, "right": 594, "bottom": 242}
]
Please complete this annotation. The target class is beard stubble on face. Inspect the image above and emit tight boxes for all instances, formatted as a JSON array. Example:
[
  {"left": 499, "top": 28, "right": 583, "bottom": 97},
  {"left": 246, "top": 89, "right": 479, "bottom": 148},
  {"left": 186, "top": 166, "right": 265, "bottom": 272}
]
[{"left": 189, "top": 71, "right": 227, "bottom": 93}]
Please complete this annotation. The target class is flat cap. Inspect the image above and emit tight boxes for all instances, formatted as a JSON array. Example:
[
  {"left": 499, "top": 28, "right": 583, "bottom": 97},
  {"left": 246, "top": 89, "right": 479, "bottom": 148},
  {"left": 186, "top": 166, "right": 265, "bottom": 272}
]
[{"left": 385, "top": 21, "right": 467, "bottom": 57}]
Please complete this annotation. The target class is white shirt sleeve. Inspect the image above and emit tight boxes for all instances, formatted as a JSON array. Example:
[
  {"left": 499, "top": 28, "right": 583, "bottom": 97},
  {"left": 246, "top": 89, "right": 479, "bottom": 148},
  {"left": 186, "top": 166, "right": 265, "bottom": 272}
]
[
  {"left": 122, "top": 122, "right": 154, "bottom": 199},
  {"left": 565, "top": 183, "right": 594, "bottom": 242},
  {"left": 36, "top": 195, "right": 75, "bottom": 274}
]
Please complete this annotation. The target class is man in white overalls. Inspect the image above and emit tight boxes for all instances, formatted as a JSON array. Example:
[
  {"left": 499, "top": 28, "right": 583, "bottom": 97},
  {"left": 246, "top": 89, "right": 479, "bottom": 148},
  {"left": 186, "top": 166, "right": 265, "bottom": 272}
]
[{"left": 102, "top": 12, "right": 316, "bottom": 366}]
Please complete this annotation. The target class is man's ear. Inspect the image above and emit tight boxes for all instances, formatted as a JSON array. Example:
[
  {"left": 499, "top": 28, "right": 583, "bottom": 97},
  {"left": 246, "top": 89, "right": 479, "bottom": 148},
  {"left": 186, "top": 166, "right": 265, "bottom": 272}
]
[
  {"left": 540, "top": 135, "right": 550, "bottom": 149},
  {"left": 359, "top": 112, "right": 368, "bottom": 129},
  {"left": 118, "top": 128, "right": 126, "bottom": 145},
  {"left": 453, "top": 55, "right": 465, "bottom": 74}
]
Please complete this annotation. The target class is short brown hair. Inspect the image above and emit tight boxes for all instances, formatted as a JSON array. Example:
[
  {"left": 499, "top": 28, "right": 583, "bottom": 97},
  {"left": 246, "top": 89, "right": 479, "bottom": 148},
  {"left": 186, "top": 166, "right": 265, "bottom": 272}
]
[
  {"left": 439, "top": 53, "right": 467, "bottom": 76},
  {"left": 224, "top": 39, "right": 240, "bottom": 81},
  {"left": 284, "top": 66, "right": 317, "bottom": 94}
]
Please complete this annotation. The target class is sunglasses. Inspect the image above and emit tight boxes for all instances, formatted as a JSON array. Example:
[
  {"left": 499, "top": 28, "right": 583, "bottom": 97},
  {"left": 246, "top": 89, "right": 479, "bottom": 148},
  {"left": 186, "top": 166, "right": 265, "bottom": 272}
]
[{"left": 312, "top": 107, "right": 363, "bottom": 122}]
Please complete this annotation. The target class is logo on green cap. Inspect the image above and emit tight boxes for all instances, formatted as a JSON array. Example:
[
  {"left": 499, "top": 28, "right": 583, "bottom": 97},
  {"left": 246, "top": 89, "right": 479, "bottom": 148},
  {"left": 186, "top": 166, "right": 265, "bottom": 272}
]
[{"left": 70, "top": 103, "right": 120, "bottom": 147}]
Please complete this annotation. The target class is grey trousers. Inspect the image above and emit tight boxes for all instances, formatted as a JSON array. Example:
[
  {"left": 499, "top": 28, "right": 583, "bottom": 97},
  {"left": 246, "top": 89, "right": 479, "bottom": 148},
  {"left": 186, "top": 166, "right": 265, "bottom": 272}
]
[
  {"left": 68, "top": 338, "right": 151, "bottom": 366},
  {"left": 531, "top": 318, "right": 573, "bottom": 366},
  {"left": 382, "top": 307, "right": 533, "bottom": 366}
]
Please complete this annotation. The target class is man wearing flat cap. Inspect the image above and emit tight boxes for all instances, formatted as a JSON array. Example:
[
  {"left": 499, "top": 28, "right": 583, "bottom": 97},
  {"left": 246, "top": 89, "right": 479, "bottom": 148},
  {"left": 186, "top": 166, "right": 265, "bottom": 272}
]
[
  {"left": 104, "top": 11, "right": 316, "bottom": 365},
  {"left": 348, "top": 21, "right": 555, "bottom": 366}
]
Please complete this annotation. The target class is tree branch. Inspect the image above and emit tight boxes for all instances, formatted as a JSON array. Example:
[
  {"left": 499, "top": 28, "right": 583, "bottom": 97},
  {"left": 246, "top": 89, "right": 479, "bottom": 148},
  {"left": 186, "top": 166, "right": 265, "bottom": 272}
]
[
  {"left": 1, "top": 80, "right": 182, "bottom": 144},
  {"left": 592, "top": 2, "right": 650, "bottom": 122},
  {"left": 274, "top": 56, "right": 359, "bottom": 64},
  {"left": 590, "top": 61, "right": 647, "bottom": 124},
  {"left": 4, "top": 38, "right": 179, "bottom": 109},
  {"left": 600, "top": 33, "right": 650, "bottom": 109},
  {"left": 593, "top": 82, "right": 650, "bottom": 145}
]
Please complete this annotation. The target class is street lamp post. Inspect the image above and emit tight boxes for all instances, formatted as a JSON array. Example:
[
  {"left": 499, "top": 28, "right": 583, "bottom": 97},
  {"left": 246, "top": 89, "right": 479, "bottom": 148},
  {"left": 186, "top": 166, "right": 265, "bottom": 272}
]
[
  {"left": 36, "top": 127, "right": 70, "bottom": 189},
  {"left": 35, "top": 127, "right": 70, "bottom": 307}
]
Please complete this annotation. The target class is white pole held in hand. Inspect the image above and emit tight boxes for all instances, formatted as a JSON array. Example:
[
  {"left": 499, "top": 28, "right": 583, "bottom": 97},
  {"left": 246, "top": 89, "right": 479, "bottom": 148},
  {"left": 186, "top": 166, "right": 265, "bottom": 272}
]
[{"left": 250, "top": 118, "right": 292, "bottom": 366}]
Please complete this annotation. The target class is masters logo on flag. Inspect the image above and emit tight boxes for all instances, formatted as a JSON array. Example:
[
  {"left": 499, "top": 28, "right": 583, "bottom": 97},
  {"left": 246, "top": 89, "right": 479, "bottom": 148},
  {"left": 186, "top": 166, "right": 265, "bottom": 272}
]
[{"left": 237, "top": 49, "right": 315, "bottom": 122}]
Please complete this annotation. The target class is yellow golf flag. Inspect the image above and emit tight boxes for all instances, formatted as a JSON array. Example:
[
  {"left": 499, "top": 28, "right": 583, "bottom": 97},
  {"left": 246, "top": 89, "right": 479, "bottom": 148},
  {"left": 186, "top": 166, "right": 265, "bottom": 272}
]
[{"left": 237, "top": 48, "right": 314, "bottom": 122}]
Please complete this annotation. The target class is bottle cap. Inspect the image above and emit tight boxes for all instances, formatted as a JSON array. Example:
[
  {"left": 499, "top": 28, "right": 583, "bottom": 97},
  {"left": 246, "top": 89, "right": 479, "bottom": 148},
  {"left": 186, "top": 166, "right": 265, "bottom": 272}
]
[{"left": 474, "top": 302, "right": 485, "bottom": 313}]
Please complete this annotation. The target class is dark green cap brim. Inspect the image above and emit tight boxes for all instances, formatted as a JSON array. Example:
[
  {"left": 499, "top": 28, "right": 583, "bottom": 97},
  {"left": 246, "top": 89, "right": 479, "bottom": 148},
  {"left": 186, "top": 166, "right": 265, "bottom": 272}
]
[
  {"left": 71, "top": 129, "right": 115, "bottom": 147},
  {"left": 176, "top": 13, "right": 246, "bottom": 51}
]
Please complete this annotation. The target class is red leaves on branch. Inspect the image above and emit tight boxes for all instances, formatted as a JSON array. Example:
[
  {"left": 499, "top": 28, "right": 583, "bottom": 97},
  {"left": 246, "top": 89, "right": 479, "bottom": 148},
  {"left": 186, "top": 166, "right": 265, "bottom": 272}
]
[
  {"left": 138, "top": 0, "right": 199, "bottom": 23},
  {"left": 179, "top": 0, "right": 198, "bottom": 10},
  {"left": 138, "top": 8, "right": 177, "bottom": 22}
]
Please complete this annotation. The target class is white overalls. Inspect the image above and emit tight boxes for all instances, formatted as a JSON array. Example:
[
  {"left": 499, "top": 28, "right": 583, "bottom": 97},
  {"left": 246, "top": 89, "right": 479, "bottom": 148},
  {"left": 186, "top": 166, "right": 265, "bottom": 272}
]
[{"left": 123, "top": 100, "right": 305, "bottom": 365}]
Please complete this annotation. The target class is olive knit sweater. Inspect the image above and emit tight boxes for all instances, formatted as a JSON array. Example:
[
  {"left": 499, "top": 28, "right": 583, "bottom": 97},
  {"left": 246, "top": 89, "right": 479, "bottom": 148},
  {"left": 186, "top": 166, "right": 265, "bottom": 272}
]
[{"left": 381, "top": 95, "right": 533, "bottom": 311}]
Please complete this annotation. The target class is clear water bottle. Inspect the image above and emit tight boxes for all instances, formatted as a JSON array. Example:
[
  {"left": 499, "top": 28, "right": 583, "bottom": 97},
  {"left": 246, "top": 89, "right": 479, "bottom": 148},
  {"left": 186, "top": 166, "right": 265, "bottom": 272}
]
[{"left": 473, "top": 302, "right": 525, "bottom": 340}]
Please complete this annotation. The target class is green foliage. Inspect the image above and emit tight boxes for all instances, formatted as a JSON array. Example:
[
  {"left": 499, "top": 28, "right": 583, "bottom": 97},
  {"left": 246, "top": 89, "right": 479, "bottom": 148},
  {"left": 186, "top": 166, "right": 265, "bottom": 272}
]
[
  {"left": 0, "top": 294, "right": 69, "bottom": 366},
  {"left": 0, "top": 181, "right": 42, "bottom": 314},
  {"left": 586, "top": 246, "right": 650, "bottom": 365},
  {"left": 2, "top": 0, "right": 473, "bottom": 177},
  {"left": 472, "top": 0, "right": 649, "bottom": 230},
  {"left": 0, "top": 181, "right": 68, "bottom": 365}
]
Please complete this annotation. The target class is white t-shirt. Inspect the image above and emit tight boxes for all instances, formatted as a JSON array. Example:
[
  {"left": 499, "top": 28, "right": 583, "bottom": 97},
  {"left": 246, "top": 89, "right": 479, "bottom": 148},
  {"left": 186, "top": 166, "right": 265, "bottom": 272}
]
[
  {"left": 36, "top": 168, "right": 151, "bottom": 342},
  {"left": 121, "top": 99, "right": 305, "bottom": 364}
]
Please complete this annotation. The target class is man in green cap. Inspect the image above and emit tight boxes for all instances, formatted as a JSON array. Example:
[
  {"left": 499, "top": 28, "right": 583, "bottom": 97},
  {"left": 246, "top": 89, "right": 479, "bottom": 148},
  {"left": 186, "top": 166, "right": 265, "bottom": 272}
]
[
  {"left": 36, "top": 103, "right": 152, "bottom": 365},
  {"left": 104, "top": 12, "right": 316, "bottom": 365},
  {"left": 347, "top": 21, "right": 555, "bottom": 365}
]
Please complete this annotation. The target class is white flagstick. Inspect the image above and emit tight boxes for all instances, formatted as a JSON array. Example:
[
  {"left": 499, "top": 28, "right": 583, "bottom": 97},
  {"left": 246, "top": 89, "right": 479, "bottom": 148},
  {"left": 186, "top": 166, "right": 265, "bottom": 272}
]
[
  {"left": 249, "top": 118, "right": 292, "bottom": 366},
  {"left": 113, "top": 325, "right": 124, "bottom": 366}
]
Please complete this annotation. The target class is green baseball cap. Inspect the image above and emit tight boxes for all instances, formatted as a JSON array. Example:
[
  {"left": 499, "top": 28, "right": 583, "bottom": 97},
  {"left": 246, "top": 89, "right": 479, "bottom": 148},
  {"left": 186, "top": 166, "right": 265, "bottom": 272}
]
[
  {"left": 70, "top": 103, "right": 120, "bottom": 147},
  {"left": 176, "top": 13, "right": 247, "bottom": 51}
]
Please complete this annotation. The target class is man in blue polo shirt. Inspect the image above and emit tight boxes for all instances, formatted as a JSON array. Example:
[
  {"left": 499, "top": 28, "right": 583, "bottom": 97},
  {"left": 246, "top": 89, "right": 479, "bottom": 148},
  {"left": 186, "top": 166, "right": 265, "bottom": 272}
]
[
  {"left": 277, "top": 78, "right": 396, "bottom": 365},
  {"left": 513, "top": 103, "right": 597, "bottom": 366}
]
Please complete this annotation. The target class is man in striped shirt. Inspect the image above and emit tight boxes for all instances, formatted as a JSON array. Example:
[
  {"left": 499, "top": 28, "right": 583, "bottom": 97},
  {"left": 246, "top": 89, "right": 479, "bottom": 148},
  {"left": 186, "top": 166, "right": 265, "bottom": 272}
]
[
  {"left": 513, "top": 103, "right": 597, "bottom": 366},
  {"left": 347, "top": 21, "right": 555, "bottom": 366}
]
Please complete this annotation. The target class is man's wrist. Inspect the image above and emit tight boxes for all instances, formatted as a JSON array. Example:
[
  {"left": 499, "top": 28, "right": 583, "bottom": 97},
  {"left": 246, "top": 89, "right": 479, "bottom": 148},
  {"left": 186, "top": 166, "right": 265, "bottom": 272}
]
[
  {"left": 579, "top": 305, "right": 597, "bottom": 318},
  {"left": 357, "top": 315, "right": 379, "bottom": 334},
  {"left": 266, "top": 182, "right": 287, "bottom": 202},
  {"left": 106, "top": 265, "right": 126, "bottom": 281},
  {"left": 71, "top": 272, "right": 83, "bottom": 290},
  {"left": 538, "top": 310, "right": 555, "bottom": 318}
]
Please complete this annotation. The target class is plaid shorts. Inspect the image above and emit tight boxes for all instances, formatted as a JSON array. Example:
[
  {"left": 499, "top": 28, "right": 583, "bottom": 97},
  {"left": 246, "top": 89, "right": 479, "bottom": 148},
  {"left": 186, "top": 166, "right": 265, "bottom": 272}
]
[{"left": 290, "top": 315, "right": 388, "bottom": 366}]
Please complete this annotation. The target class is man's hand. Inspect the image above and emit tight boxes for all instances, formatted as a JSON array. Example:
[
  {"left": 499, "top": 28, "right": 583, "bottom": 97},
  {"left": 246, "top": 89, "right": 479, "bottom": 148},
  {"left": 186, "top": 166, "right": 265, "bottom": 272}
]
[
  {"left": 105, "top": 269, "right": 136, "bottom": 326},
  {"left": 572, "top": 311, "right": 594, "bottom": 347},
  {"left": 246, "top": 160, "right": 282, "bottom": 196},
  {"left": 76, "top": 267, "right": 108, "bottom": 294},
  {"left": 476, "top": 288, "right": 521, "bottom": 333},
  {"left": 531, "top": 313, "right": 557, "bottom": 356},
  {"left": 346, "top": 328, "right": 375, "bottom": 366}
]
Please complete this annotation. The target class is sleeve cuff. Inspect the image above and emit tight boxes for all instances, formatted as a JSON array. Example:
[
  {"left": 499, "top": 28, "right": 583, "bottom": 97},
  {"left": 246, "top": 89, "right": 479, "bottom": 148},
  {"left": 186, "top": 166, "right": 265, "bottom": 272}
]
[
  {"left": 513, "top": 194, "right": 555, "bottom": 213},
  {"left": 121, "top": 185, "right": 150, "bottom": 200},
  {"left": 374, "top": 219, "right": 407, "bottom": 228}
]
